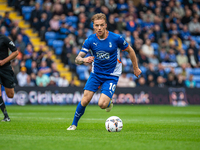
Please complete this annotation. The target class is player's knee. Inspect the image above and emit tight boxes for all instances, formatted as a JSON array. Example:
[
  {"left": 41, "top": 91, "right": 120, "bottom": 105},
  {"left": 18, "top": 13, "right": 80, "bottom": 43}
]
[
  {"left": 98, "top": 102, "right": 107, "bottom": 109},
  {"left": 81, "top": 100, "right": 90, "bottom": 107},
  {"left": 81, "top": 96, "right": 90, "bottom": 106},
  {"left": 81, "top": 92, "right": 93, "bottom": 106},
  {"left": 7, "top": 92, "right": 14, "bottom": 98}
]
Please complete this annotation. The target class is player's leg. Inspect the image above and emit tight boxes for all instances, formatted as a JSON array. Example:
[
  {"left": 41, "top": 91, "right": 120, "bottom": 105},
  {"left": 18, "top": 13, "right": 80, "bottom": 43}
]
[
  {"left": 98, "top": 93, "right": 112, "bottom": 109},
  {"left": 73, "top": 90, "right": 94, "bottom": 125},
  {"left": 0, "top": 66, "right": 15, "bottom": 122},
  {"left": 67, "top": 90, "right": 95, "bottom": 130},
  {"left": 0, "top": 85, "right": 11, "bottom": 122},
  {"left": 4, "top": 87, "right": 14, "bottom": 98},
  {"left": 98, "top": 77, "right": 118, "bottom": 112},
  {"left": 67, "top": 73, "right": 101, "bottom": 130}
]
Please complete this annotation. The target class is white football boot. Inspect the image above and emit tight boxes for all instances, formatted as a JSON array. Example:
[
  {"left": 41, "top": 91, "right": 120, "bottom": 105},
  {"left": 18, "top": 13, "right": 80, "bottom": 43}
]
[
  {"left": 105, "top": 99, "right": 113, "bottom": 112},
  {"left": 1, "top": 117, "right": 11, "bottom": 122},
  {"left": 67, "top": 125, "right": 77, "bottom": 130}
]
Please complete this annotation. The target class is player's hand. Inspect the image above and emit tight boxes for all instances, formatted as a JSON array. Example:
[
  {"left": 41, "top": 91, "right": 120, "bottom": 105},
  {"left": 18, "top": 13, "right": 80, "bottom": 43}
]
[
  {"left": 0, "top": 60, "right": 5, "bottom": 66},
  {"left": 84, "top": 56, "right": 94, "bottom": 63},
  {"left": 134, "top": 67, "right": 142, "bottom": 78}
]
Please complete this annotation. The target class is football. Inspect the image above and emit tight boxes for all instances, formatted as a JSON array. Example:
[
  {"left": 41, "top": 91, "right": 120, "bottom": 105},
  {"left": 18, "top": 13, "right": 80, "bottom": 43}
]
[{"left": 105, "top": 116, "right": 123, "bottom": 132}]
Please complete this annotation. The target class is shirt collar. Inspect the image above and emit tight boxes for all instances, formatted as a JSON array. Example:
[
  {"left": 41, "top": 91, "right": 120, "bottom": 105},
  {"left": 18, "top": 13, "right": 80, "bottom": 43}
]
[{"left": 96, "top": 30, "right": 109, "bottom": 40}]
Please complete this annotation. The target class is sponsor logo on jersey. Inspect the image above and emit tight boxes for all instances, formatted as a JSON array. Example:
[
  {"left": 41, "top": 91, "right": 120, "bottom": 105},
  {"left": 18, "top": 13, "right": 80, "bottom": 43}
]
[
  {"left": 93, "top": 42, "right": 98, "bottom": 46},
  {"left": 96, "top": 51, "right": 110, "bottom": 60},
  {"left": 9, "top": 41, "right": 15, "bottom": 46}
]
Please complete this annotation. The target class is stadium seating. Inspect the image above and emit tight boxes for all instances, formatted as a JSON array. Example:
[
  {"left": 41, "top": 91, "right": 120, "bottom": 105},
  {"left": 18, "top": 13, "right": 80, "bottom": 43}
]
[
  {"left": 182, "top": 44, "right": 188, "bottom": 51},
  {"left": 196, "top": 36, "right": 200, "bottom": 44},
  {"left": 174, "top": 67, "right": 182, "bottom": 74},
  {"left": 196, "top": 82, "right": 200, "bottom": 88},
  {"left": 52, "top": 40, "right": 64, "bottom": 49},
  {"left": 151, "top": 43, "right": 159, "bottom": 55},
  {"left": 193, "top": 76, "right": 200, "bottom": 82},
  {"left": 76, "top": 65, "right": 89, "bottom": 81},
  {"left": 5, "top": 0, "right": 200, "bottom": 88},
  {"left": 47, "top": 39, "right": 54, "bottom": 47},
  {"left": 45, "top": 32, "right": 57, "bottom": 40},
  {"left": 57, "top": 33, "right": 67, "bottom": 40},
  {"left": 190, "top": 68, "right": 200, "bottom": 75},
  {"left": 55, "top": 47, "right": 62, "bottom": 55},
  {"left": 22, "top": 6, "right": 35, "bottom": 21}
]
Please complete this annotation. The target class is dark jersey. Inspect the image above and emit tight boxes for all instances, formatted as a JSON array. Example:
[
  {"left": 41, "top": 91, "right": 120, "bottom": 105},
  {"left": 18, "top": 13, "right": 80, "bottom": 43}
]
[{"left": 0, "top": 34, "right": 17, "bottom": 68}]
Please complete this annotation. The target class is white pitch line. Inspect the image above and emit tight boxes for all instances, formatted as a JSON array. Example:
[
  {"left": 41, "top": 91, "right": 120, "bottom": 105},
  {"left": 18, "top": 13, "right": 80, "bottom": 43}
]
[
  {"left": 9, "top": 116, "right": 105, "bottom": 121},
  {"left": 8, "top": 116, "right": 200, "bottom": 123}
]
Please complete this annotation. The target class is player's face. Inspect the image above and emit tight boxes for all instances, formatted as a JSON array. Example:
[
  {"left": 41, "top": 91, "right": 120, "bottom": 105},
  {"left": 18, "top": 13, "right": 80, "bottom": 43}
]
[{"left": 93, "top": 19, "right": 107, "bottom": 38}]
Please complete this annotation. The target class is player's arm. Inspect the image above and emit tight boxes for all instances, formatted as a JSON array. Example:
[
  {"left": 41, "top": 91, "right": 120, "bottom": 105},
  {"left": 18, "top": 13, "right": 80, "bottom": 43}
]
[
  {"left": 0, "top": 50, "right": 19, "bottom": 66},
  {"left": 0, "top": 37, "right": 19, "bottom": 66},
  {"left": 124, "top": 45, "right": 142, "bottom": 77},
  {"left": 75, "top": 51, "right": 94, "bottom": 65}
]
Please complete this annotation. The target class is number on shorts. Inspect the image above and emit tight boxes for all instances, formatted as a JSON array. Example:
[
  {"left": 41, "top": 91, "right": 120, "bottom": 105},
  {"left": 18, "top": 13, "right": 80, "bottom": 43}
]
[{"left": 109, "top": 83, "right": 116, "bottom": 91}]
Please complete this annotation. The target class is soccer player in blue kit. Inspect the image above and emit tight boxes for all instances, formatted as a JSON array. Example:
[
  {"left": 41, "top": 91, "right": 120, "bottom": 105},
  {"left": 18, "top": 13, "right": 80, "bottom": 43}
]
[{"left": 67, "top": 13, "right": 141, "bottom": 130}]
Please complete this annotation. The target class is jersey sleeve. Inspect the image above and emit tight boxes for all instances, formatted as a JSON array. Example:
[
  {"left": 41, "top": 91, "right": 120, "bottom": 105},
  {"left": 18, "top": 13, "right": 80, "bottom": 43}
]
[
  {"left": 4, "top": 36, "right": 17, "bottom": 52},
  {"left": 80, "top": 38, "right": 91, "bottom": 54},
  {"left": 117, "top": 36, "right": 129, "bottom": 51}
]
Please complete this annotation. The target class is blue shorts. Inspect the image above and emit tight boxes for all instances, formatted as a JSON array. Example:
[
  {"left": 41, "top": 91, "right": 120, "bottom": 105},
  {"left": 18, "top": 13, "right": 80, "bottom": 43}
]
[{"left": 84, "top": 73, "right": 119, "bottom": 98}]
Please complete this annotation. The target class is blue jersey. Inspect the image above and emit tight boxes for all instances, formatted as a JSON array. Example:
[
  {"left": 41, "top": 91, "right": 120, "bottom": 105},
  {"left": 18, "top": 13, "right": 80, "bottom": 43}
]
[{"left": 81, "top": 31, "right": 129, "bottom": 76}]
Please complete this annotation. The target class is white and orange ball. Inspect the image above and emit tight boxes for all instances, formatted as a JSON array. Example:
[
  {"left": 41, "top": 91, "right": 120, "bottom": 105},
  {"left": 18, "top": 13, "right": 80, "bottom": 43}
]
[{"left": 105, "top": 116, "right": 123, "bottom": 132}]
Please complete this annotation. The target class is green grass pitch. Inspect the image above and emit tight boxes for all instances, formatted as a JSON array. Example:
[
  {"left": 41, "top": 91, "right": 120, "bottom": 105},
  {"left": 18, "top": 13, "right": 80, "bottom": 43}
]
[{"left": 0, "top": 105, "right": 200, "bottom": 150}]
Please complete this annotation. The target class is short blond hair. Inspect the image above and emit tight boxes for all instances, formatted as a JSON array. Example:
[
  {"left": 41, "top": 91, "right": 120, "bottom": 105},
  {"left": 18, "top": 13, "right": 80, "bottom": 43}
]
[{"left": 91, "top": 13, "right": 107, "bottom": 23}]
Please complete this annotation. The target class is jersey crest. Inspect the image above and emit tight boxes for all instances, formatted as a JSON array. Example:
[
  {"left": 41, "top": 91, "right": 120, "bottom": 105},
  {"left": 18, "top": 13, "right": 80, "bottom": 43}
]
[{"left": 109, "top": 42, "right": 112, "bottom": 48}]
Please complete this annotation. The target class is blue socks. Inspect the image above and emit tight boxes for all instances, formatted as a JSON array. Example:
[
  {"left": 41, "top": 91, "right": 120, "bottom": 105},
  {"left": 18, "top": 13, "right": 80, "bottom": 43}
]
[
  {"left": 107, "top": 101, "right": 111, "bottom": 108},
  {"left": 71, "top": 101, "right": 110, "bottom": 126},
  {"left": 72, "top": 102, "right": 86, "bottom": 127}
]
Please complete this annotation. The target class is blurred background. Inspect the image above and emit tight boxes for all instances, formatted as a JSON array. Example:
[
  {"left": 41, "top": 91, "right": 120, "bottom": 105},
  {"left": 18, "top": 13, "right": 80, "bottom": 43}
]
[{"left": 0, "top": 0, "right": 200, "bottom": 105}]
